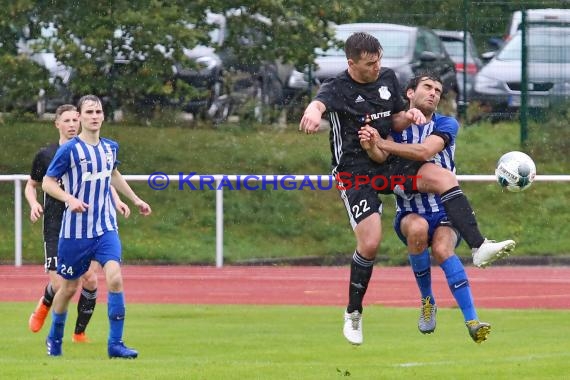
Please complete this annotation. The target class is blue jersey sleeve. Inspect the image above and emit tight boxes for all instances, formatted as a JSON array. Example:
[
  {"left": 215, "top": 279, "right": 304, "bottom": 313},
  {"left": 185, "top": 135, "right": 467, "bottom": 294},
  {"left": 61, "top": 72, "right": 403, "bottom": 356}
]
[
  {"left": 45, "top": 141, "right": 73, "bottom": 179},
  {"left": 390, "top": 129, "right": 404, "bottom": 143},
  {"left": 433, "top": 114, "right": 459, "bottom": 147},
  {"left": 113, "top": 141, "right": 120, "bottom": 169}
]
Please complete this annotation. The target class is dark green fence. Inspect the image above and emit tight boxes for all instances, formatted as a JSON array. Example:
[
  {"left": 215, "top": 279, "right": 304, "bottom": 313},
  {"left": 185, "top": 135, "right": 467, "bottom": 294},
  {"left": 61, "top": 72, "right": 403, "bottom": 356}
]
[{"left": 351, "top": 0, "right": 570, "bottom": 134}]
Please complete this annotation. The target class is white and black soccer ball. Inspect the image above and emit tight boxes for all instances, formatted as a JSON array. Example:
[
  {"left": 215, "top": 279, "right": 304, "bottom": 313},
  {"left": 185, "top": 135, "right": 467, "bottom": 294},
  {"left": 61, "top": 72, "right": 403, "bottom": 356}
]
[{"left": 495, "top": 151, "right": 537, "bottom": 192}]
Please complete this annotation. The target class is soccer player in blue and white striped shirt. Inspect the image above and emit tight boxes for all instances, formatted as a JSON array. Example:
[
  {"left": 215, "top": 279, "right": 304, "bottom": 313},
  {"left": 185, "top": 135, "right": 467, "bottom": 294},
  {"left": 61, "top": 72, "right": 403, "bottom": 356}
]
[
  {"left": 359, "top": 73, "right": 493, "bottom": 343},
  {"left": 26, "top": 104, "right": 130, "bottom": 343},
  {"left": 42, "top": 95, "right": 152, "bottom": 358}
]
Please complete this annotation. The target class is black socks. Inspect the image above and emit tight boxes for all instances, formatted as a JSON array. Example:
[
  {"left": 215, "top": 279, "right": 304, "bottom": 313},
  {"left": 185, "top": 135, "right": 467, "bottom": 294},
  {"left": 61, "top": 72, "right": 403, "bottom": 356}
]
[
  {"left": 441, "top": 186, "right": 485, "bottom": 249},
  {"left": 347, "top": 251, "right": 374, "bottom": 313},
  {"left": 43, "top": 283, "right": 55, "bottom": 307},
  {"left": 75, "top": 288, "right": 97, "bottom": 334}
]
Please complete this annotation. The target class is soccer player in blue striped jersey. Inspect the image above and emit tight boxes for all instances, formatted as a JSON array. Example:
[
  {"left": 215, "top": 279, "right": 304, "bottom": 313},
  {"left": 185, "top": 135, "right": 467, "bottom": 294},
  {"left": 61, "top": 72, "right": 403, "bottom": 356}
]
[
  {"left": 25, "top": 104, "right": 131, "bottom": 342},
  {"left": 359, "top": 73, "right": 493, "bottom": 343},
  {"left": 42, "top": 95, "right": 152, "bottom": 358}
]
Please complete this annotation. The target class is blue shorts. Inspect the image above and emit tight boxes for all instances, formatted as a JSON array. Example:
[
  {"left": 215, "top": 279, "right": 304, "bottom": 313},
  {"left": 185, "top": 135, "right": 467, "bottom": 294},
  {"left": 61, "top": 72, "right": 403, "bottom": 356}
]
[
  {"left": 57, "top": 230, "right": 122, "bottom": 280},
  {"left": 394, "top": 210, "right": 461, "bottom": 247}
]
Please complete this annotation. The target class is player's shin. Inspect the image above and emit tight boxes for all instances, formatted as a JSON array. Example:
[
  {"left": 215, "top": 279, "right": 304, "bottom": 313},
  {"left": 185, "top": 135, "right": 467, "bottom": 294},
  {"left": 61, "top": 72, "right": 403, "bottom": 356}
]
[
  {"left": 440, "top": 187, "right": 485, "bottom": 249},
  {"left": 441, "top": 255, "right": 477, "bottom": 321},
  {"left": 43, "top": 283, "right": 56, "bottom": 306},
  {"left": 409, "top": 249, "right": 433, "bottom": 301},
  {"left": 108, "top": 292, "right": 125, "bottom": 344},
  {"left": 347, "top": 251, "right": 374, "bottom": 313},
  {"left": 75, "top": 287, "right": 97, "bottom": 334},
  {"left": 48, "top": 311, "right": 67, "bottom": 340}
]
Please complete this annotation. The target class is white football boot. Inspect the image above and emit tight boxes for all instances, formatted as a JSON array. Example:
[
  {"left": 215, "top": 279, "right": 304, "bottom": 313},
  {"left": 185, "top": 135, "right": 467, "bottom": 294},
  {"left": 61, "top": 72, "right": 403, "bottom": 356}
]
[
  {"left": 472, "top": 239, "right": 515, "bottom": 268},
  {"left": 343, "top": 310, "right": 363, "bottom": 345}
]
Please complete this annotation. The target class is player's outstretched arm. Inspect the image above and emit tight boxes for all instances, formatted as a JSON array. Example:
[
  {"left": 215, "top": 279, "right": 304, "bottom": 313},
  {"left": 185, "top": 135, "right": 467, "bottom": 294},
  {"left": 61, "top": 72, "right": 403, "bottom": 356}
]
[
  {"left": 299, "top": 100, "right": 326, "bottom": 134},
  {"left": 111, "top": 170, "right": 151, "bottom": 216},
  {"left": 392, "top": 108, "right": 426, "bottom": 132},
  {"left": 376, "top": 134, "right": 445, "bottom": 162}
]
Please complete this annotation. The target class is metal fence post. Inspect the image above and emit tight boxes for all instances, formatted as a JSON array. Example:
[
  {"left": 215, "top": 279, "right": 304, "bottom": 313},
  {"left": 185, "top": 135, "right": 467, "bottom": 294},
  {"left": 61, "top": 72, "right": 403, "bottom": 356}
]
[
  {"left": 520, "top": 9, "right": 529, "bottom": 146},
  {"left": 215, "top": 179, "right": 224, "bottom": 268},
  {"left": 14, "top": 178, "right": 23, "bottom": 267}
]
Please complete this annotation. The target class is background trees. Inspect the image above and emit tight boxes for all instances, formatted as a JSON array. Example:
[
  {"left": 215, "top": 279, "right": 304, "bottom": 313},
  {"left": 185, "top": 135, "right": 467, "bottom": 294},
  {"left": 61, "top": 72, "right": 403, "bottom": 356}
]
[
  {"left": 0, "top": 1, "right": 354, "bottom": 119},
  {"left": 0, "top": 0, "right": 561, "bottom": 120}
]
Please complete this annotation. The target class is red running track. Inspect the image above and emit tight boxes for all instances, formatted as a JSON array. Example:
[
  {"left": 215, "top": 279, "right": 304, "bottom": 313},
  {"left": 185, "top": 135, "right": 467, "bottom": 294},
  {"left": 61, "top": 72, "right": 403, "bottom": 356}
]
[{"left": 1, "top": 265, "right": 569, "bottom": 309}]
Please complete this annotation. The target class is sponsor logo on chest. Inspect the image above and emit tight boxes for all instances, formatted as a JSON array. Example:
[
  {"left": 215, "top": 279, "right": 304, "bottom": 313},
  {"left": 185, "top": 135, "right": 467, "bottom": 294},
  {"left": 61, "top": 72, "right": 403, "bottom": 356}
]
[{"left": 369, "top": 111, "right": 392, "bottom": 120}]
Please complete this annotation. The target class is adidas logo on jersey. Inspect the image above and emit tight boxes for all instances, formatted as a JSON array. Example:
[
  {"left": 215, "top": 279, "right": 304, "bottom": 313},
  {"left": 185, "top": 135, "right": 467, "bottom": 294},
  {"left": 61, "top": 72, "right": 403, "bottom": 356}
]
[{"left": 355, "top": 95, "right": 365, "bottom": 103}]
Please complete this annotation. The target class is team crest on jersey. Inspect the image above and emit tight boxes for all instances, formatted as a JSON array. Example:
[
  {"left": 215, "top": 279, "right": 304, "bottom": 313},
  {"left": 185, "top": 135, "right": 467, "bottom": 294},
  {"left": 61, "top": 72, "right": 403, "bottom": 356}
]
[
  {"left": 378, "top": 86, "right": 391, "bottom": 100},
  {"left": 105, "top": 150, "right": 114, "bottom": 165}
]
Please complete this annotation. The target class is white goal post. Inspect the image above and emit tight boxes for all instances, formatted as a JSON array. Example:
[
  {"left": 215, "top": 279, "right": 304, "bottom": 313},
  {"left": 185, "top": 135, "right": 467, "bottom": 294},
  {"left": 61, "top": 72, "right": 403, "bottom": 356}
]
[{"left": 2, "top": 173, "right": 569, "bottom": 267}]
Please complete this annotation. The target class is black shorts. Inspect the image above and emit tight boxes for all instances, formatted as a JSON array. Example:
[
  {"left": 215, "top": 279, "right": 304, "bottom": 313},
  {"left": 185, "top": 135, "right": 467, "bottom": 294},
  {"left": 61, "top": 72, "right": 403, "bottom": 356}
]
[
  {"left": 44, "top": 238, "right": 58, "bottom": 272},
  {"left": 337, "top": 157, "right": 427, "bottom": 228},
  {"left": 338, "top": 183, "right": 384, "bottom": 229},
  {"left": 371, "top": 156, "right": 426, "bottom": 195}
]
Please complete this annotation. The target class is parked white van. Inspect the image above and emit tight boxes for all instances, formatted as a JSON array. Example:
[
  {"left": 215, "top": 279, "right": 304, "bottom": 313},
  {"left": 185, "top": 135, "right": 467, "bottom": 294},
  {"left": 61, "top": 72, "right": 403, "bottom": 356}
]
[{"left": 505, "top": 8, "right": 570, "bottom": 40}]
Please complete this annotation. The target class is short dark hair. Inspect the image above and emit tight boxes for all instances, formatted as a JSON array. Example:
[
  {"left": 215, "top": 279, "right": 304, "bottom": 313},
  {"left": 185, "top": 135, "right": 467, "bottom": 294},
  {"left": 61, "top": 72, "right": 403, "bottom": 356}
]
[
  {"left": 344, "top": 32, "right": 383, "bottom": 61},
  {"left": 55, "top": 104, "right": 76, "bottom": 120},
  {"left": 77, "top": 95, "right": 103, "bottom": 113},
  {"left": 406, "top": 71, "right": 443, "bottom": 92}
]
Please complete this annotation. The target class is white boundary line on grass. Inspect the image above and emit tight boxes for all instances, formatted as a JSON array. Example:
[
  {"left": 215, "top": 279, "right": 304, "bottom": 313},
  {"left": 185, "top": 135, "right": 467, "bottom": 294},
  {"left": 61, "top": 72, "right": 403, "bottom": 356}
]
[{"left": 395, "top": 351, "right": 570, "bottom": 368}]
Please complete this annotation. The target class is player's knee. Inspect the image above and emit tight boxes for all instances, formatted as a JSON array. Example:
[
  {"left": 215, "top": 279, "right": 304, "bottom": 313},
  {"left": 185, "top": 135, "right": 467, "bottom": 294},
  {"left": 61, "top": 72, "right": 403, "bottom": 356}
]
[
  {"left": 107, "top": 280, "right": 123, "bottom": 293},
  {"left": 435, "top": 169, "right": 459, "bottom": 190},
  {"left": 431, "top": 245, "right": 454, "bottom": 264},
  {"left": 61, "top": 282, "right": 80, "bottom": 298},
  {"left": 406, "top": 226, "right": 428, "bottom": 251},
  {"left": 103, "top": 261, "right": 123, "bottom": 292},
  {"left": 357, "top": 238, "right": 380, "bottom": 258},
  {"left": 407, "top": 239, "right": 428, "bottom": 253},
  {"left": 106, "top": 274, "right": 123, "bottom": 292},
  {"left": 419, "top": 164, "right": 459, "bottom": 192},
  {"left": 81, "top": 272, "right": 98, "bottom": 290},
  {"left": 446, "top": 173, "right": 459, "bottom": 188},
  {"left": 51, "top": 282, "right": 62, "bottom": 293}
]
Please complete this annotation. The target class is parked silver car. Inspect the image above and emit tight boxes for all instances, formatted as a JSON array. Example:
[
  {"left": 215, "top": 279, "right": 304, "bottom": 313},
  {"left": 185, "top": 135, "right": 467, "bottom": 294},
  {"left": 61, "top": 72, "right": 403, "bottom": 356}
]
[
  {"left": 473, "top": 26, "right": 570, "bottom": 117},
  {"left": 434, "top": 30, "right": 483, "bottom": 105}
]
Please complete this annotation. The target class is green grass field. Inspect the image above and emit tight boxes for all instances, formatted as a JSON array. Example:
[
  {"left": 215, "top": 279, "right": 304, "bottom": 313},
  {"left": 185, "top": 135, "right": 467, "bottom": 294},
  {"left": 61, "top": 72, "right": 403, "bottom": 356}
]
[{"left": 1, "top": 302, "right": 569, "bottom": 379}]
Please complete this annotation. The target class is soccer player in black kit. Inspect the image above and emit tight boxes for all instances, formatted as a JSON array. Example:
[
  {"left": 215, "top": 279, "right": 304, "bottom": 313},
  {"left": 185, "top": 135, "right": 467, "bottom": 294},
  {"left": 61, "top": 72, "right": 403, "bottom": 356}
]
[
  {"left": 299, "top": 32, "right": 515, "bottom": 346},
  {"left": 25, "top": 104, "right": 130, "bottom": 342}
]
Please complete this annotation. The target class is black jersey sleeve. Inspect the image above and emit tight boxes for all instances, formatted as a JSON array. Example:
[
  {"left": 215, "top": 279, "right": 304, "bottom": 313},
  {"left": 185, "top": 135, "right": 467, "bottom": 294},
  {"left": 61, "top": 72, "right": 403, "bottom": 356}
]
[
  {"left": 29, "top": 144, "right": 58, "bottom": 182},
  {"left": 314, "top": 73, "right": 350, "bottom": 113},
  {"left": 29, "top": 152, "right": 46, "bottom": 182}
]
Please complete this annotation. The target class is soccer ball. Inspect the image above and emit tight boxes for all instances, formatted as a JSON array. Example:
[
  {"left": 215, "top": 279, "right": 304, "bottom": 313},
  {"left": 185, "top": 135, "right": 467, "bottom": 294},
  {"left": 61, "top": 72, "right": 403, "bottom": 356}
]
[{"left": 495, "top": 151, "right": 536, "bottom": 192}]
